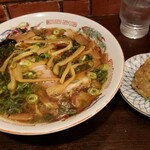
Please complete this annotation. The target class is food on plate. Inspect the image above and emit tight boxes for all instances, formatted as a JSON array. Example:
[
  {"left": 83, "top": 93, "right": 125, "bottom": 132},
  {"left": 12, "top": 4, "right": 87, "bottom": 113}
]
[
  {"left": 0, "top": 27, "right": 111, "bottom": 124},
  {"left": 132, "top": 58, "right": 150, "bottom": 99}
]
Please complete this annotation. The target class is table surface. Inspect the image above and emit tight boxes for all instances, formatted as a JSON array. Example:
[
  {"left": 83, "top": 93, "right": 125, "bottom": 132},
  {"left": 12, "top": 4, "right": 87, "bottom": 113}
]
[{"left": 0, "top": 15, "right": 150, "bottom": 150}]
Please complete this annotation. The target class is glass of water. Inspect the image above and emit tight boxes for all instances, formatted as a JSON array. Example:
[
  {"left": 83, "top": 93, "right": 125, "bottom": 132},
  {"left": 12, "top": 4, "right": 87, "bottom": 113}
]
[{"left": 119, "top": 0, "right": 150, "bottom": 39}]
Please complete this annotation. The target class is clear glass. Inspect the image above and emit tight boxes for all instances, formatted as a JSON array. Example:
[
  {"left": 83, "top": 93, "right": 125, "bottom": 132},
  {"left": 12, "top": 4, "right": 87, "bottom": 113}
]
[{"left": 119, "top": 0, "right": 150, "bottom": 39}]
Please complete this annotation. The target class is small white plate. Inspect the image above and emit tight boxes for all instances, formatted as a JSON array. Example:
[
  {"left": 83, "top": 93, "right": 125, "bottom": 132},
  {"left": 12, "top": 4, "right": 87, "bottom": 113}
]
[{"left": 120, "top": 53, "right": 150, "bottom": 117}]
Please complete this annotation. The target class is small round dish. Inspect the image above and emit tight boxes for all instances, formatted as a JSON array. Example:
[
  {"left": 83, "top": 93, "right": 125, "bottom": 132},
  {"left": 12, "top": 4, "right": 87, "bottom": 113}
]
[{"left": 120, "top": 53, "right": 150, "bottom": 117}]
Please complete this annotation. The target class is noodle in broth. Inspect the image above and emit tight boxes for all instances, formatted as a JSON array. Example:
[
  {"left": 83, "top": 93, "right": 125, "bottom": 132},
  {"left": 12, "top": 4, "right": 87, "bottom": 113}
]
[{"left": 0, "top": 27, "right": 110, "bottom": 123}]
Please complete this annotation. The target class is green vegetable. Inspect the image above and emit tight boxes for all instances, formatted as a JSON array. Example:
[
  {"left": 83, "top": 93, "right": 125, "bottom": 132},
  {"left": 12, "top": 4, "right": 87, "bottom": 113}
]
[
  {"left": 60, "top": 42, "right": 80, "bottom": 60},
  {"left": 84, "top": 55, "right": 92, "bottom": 61},
  {"left": 99, "top": 64, "right": 109, "bottom": 71},
  {"left": 0, "top": 72, "right": 10, "bottom": 94},
  {"left": 88, "top": 88, "right": 100, "bottom": 96},
  {"left": 26, "top": 94, "right": 38, "bottom": 104},
  {"left": 41, "top": 53, "right": 50, "bottom": 59},
  {"left": 0, "top": 40, "right": 16, "bottom": 63},
  {"left": 69, "top": 41, "right": 80, "bottom": 53},
  {"left": 61, "top": 54, "right": 67, "bottom": 60},
  {"left": 97, "top": 70, "right": 108, "bottom": 83},
  {"left": 16, "top": 82, "right": 33, "bottom": 95},
  {"left": 33, "top": 42, "right": 45, "bottom": 47},
  {"left": 0, "top": 79, "right": 35, "bottom": 115},
  {"left": 78, "top": 55, "right": 92, "bottom": 63},
  {"left": 67, "top": 109, "right": 77, "bottom": 115},
  {"left": 87, "top": 71, "right": 97, "bottom": 79},
  {"left": 94, "top": 64, "right": 109, "bottom": 84},
  {"left": 53, "top": 29, "right": 60, "bottom": 35},
  {"left": 33, "top": 53, "right": 50, "bottom": 62},
  {"left": 0, "top": 94, "right": 23, "bottom": 115},
  {"left": 23, "top": 71, "right": 37, "bottom": 79},
  {"left": 88, "top": 61, "right": 94, "bottom": 67},
  {"left": 47, "top": 34, "right": 57, "bottom": 40},
  {"left": 20, "top": 59, "right": 32, "bottom": 67}
]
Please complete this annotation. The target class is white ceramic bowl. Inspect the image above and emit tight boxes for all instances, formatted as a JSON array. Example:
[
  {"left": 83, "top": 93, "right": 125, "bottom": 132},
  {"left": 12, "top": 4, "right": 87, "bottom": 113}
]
[{"left": 0, "top": 12, "right": 124, "bottom": 135}]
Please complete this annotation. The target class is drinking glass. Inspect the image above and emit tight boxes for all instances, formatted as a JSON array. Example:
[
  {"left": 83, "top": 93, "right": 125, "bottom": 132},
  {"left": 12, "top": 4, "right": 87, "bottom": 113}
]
[{"left": 119, "top": 0, "right": 150, "bottom": 39}]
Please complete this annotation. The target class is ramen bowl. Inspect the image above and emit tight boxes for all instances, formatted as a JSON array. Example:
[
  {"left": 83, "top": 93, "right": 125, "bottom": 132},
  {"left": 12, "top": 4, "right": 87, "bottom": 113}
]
[{"left": 0, "top": 12, "right": 124, "bottom": 135}]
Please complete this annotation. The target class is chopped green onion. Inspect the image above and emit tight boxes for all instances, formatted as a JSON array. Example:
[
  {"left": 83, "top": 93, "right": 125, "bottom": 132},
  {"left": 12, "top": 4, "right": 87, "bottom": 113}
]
[
  {"left": 30, "top": 45, "right": 40, "bottom": 53},
  {"left": 67, "top": 109, "right": 77, "bottom": 115},
  {"left": 47, "top": 35, "right": 57, "bottom": 40},
  {"left": 20, "top": 59, "right": 32, "bottom": 67},
  {"left": 61, "top": 55, "right": 67, "bottom": 60},
  {"left": 99, "top": 64, "right": 109, "bottom": 71},
  {"left": 53, "top": 29, "right": 60, "bottom": 35},
  {"left": 27, "top": 72, "right": 34, "bottom": 78},
  {"left": 88, "top": 88, "right": 100, "bottom": 96},
  {"left": 87, "top": 71, "right": 97, "bottom": 79},
  {"left": 88, "top": 61, "right": 94, "bottom": 67},
  {"left": 40, "top": 53, "right": 50, "bottom": 59},
  {"left": 97, "top": 70, "right": 108, "bottom": 83},
  {"left": 33, "top": 42, "right": 45, "bottom": 47},
  {"left": 23, "top": 71, "right": 37, "bottom": 79},
  {"left": 26, "top": 94, "right": 38, "bottom": 104},
  {"left": 85, "top": 55, "right": 93, "bottom": 61}
]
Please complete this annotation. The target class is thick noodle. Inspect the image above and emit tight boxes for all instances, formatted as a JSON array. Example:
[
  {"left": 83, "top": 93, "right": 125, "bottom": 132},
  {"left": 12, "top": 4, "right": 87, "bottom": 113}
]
[{"left": 0, "top": 27, "right": 110, "bottom": 124}]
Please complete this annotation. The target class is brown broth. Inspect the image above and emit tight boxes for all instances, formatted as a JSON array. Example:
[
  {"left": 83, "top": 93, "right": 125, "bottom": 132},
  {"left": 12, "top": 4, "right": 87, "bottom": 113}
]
[{"left": 0, "top": 28, "right": 109, "bottom": 124}]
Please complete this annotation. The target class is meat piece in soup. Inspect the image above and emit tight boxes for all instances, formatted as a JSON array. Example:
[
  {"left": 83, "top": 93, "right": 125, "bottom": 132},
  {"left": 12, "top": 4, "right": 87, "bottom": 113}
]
[{"left": 0, "top": 27, "right": 110, "bottom": 124}]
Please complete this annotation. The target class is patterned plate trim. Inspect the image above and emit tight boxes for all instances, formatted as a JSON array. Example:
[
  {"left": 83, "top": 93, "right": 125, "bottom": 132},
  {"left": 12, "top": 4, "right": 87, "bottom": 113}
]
[{"left": 120, "top": 53, "right": 150, "bottom": 117}]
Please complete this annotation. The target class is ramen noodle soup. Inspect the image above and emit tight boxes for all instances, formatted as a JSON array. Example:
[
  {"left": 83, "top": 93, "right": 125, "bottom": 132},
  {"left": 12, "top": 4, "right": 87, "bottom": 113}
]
[{"left": 0, "top": 27, "right": 111, "bottom": 124}]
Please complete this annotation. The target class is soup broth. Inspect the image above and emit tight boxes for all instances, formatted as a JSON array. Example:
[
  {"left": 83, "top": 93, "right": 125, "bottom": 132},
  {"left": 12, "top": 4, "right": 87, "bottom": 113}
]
[{"left": 0, "top": 27, "right": 110, "bottom": 124}]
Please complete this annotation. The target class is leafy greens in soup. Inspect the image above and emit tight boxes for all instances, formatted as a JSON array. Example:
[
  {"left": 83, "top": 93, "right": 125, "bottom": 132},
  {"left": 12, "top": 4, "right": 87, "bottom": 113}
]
[{"left": 0, "top": 27, "right": 110, "bottom": 124}]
